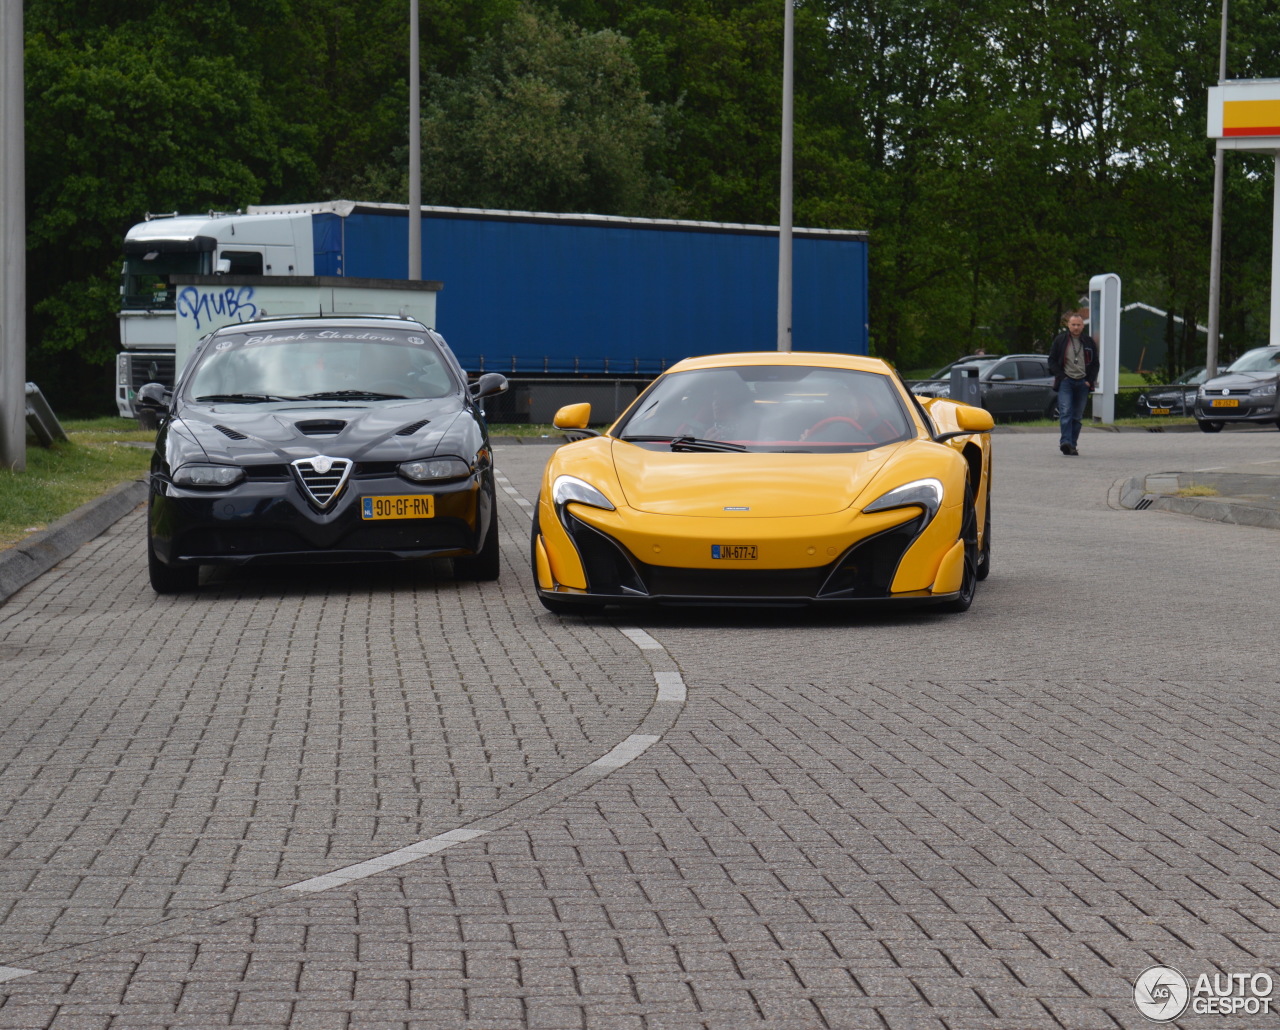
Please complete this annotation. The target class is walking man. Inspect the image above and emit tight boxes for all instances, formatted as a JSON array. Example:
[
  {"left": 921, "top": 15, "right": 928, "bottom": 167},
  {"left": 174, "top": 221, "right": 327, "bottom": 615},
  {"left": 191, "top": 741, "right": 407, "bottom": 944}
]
[{"left": 1048, "top": 313, "right": 1099, "bottom": 456}]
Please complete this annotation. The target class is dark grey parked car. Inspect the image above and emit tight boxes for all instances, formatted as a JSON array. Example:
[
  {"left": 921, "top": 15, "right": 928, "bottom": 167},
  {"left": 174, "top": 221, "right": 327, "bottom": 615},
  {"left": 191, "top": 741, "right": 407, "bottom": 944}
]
[
  {"left": 1136, "top": 367, "right": 1208, "bottom": 417},
  {"left": 1194, "top": 346, "right": 1280, "bottom": 432},
  {"left": 911, "top": 353, "right": 1057, "bottom": 419}
]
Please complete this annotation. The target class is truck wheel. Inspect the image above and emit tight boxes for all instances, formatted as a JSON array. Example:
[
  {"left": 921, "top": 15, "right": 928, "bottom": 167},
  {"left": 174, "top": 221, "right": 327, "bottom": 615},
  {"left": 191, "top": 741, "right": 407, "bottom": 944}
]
[
  {"left": 137, "top": 409, "right": 159, "bottom": 431},
  {"left": 1197, "top": 420, "right": 1223, "bottom": 433}
]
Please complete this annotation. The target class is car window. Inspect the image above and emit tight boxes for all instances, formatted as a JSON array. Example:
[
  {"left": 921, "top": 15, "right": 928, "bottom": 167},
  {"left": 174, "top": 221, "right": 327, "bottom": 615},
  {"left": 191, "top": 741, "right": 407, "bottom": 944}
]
[
  {"left": 187, "top": 327, "right": 460, "bottom": 400},
  {"left": 616, "top": 366, "right": 914, "bottom": 452},
  {"left": 987, "top": 361, "right": 1017, "bottom": 380},
  {"left": 1016, "top": 360, "right": 1047, "bottom": 379},
  {"left": 1226, "top": 348, "right": 1280, "bottom": 373}
]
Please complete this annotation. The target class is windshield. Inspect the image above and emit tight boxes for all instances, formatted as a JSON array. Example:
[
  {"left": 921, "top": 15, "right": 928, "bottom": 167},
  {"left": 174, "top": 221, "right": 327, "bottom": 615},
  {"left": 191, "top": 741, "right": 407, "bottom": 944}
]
[
  {"left": 1226, "top": 348, "right": 1280, "bottom": 373},
  {"left": 122, "top": 252, "right": 208, "bottom": 309},
  {"left": 614, "top": 365, "right": 914, "bottom": 452},
  {"left": 186, "top": 327, "right": 461, "bottom": 403}
]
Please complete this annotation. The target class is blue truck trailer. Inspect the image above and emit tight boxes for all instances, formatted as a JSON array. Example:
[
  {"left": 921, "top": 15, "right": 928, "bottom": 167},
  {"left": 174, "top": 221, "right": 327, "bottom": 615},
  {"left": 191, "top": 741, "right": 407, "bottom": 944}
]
[{"left": 117, "top": 200, "right": 868, "bottom": 416}]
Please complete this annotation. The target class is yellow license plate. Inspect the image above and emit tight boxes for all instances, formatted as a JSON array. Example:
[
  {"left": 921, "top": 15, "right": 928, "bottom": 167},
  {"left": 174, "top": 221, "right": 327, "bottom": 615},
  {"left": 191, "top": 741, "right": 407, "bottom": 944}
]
[
  {"left": 1150, "top": 407, "right": 1171, "bottom": 415},
  {"left": 712, "top": 544, "right": 757, "bottom": 560},
  {"left": 1211, "top": 398, "right": 1239, "bottom": 407},
  {"left": 361, "top": 495, "right": 434, "bottom": 520}
]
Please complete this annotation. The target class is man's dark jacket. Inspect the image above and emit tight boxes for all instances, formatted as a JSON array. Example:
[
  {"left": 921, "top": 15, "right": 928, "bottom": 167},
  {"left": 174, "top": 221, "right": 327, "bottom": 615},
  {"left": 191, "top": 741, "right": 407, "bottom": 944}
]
[{"left": 1047, "top": 331, "right": 1100, "bottom": 387}]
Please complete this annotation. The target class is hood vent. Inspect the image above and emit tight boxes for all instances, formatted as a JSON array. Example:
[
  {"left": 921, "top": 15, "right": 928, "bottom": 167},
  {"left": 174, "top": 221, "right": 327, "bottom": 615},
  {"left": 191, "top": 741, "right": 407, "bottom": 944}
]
[
  {"left": 295, "top": 419, "right": 347, "bottom": 437},
  {"left": 214, "top": 424, "right": 248, "bottom": 440},
  {"left": 291, "top": 456, "right": 352, "bottom": 509},
  {"left": 396, "top": 418, "right": 431, "bottom": 436}
]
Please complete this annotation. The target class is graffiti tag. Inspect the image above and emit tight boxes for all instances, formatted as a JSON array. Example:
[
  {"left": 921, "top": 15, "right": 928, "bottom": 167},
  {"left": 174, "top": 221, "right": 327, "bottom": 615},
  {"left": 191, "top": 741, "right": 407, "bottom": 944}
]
[{"left": 176, "top": 286, "right": 258, "bottom": 331}]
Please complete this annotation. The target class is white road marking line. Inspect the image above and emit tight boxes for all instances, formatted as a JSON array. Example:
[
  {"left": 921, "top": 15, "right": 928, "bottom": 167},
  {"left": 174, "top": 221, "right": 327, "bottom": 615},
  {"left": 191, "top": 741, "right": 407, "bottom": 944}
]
[
  {"left": 619, "top": 627, "right": 663, "bottom": 650},
  {"left": 0, "top": 966, "right": 34, "bottom": 982},
  {"left": 655, "top": 671, "right": 686, "bottom": 702},
  {"left": 588, "top": 734, "right": 660, "bottom": 771},
  {"left": 284, "top": 828, "right": 489, "bottom": 893}
]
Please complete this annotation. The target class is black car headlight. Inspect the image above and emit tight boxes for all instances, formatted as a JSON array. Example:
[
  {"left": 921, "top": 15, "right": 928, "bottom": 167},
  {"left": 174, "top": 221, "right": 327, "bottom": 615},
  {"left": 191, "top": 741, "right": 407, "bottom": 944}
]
[
  {"left": 863, "top": 478, "right": 944, "bottom": 524},
  {"left": 172, "top": 463, "right": 245, "bottom": 488},
  {"left": 399, "top": 456, "right": 472, "bottom": 482},
  {"left": 552, "top": 475, "right": 615, "bottom": 530}
]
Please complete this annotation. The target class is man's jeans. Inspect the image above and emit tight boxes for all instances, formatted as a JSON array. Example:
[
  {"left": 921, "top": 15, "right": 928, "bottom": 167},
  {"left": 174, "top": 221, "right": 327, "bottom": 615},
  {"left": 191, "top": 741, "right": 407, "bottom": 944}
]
[{"left": 1058, "top": 377, "right": 1090, "bottom": 447}]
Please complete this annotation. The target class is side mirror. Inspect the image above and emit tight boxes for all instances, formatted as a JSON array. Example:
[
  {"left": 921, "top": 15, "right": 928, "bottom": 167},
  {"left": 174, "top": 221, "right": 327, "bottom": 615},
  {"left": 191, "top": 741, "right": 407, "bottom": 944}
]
[
  {"left": 953, "top": 405, "right": 995, "bottom": 432},
  {"left": 470, "top": 372, "right": 508, "bottom": 399},
  {"left": 987, "top": 373, "right": 1008, "bottom": 382},
  {"left": 136, "top": 382, "right": 171, "bottom": 413},
  {"left": 553, "top": 402, "right": 592, "bottom": 430}
]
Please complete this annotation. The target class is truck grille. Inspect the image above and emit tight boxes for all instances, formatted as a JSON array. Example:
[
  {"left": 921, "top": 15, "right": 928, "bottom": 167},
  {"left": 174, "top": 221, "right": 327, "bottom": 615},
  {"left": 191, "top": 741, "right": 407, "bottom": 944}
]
[{"left": 128, "top": 355, "right": 176, "bottom": 389}]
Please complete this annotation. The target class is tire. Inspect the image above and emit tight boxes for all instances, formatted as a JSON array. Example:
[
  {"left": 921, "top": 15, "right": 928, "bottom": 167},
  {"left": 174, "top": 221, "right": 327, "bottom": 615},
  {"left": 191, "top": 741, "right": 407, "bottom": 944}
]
[
  {"left": 1044, "top": 398, "right": 1059, "bottom": 420},
  {"left": 529, "top": 511, "right": 603, "bottom": 615},
  {"left": 454, "top": 489, "right": 500, "bottom": 581},
  {"left": 1197, "top": 419, "right": 1223, "bottom": 433},
  {"left": 975, "top": 478, "right": 991, "bottom": 582},
  {"left": 940, "top": 481, "right": 978, "bottom": 613},
  {"left": 147, "top": 515, "right": 198, "bottom": 594}
]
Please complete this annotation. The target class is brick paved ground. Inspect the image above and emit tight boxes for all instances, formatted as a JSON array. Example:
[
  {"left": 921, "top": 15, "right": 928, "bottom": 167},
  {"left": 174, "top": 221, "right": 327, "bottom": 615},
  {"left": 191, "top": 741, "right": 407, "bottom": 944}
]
[{"left": 0, "top": 432, "right": 1278, "bottom": 1029}]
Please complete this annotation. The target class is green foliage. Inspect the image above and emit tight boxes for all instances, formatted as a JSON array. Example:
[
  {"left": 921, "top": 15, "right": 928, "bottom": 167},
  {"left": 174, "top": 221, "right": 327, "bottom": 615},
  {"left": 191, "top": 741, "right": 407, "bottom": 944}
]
[
  {"left": 416, "top": 4, "right": 671, "bottom": 215},
  {"left": 19, "top": 0, "right": 1280, "bottom": 413}
]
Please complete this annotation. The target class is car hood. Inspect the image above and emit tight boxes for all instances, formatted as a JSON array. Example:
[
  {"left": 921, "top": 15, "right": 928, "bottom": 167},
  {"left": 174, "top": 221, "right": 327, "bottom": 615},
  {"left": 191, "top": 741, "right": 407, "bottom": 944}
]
[
  {"left": 171, "top": 399, "right": 470, "bottom": 465},
  {"left": 1203, "top": 370, "right": 1278, "bottom": 391},
  {"left": 609, "top": 439, "right": 907, "bottom": 517}
]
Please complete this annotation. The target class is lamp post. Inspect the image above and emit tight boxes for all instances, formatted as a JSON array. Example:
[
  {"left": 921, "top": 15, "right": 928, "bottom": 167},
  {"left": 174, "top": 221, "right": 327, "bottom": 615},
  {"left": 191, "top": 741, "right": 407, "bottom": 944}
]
[
  {"left": 777, "top": 0, "right": 794, "bottom": 352},
  {"left": 407, "top": 0, "right": 422, "bottom": 281},
  {"left": 1, "top": 0, "right": 26, "bottom": 470},
  {"left": 1205, "top": 0, "right": 1228, "bottom": 377}
]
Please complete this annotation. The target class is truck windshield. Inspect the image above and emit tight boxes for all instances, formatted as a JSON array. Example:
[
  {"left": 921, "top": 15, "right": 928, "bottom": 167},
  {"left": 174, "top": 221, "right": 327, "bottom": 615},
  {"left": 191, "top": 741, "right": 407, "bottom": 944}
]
[{"left": 122, "top": 252, "right": 208, "bottom": 309}]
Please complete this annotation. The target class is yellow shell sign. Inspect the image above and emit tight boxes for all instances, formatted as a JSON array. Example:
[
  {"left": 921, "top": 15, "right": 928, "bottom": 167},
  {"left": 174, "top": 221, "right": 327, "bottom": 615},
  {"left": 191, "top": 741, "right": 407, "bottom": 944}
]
[{"left": 1208, "top": 83, "right": 1280, "bottom": 150}]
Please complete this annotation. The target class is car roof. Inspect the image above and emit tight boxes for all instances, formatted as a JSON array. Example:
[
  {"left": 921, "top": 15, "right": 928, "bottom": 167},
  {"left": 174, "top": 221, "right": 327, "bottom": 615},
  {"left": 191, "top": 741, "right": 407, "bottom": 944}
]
[
  {"left": 665, "top": 351, "right": 895, "bottom": 376},
  {"left": 208, "top": 313, "right": 432, "bottom": 335}
]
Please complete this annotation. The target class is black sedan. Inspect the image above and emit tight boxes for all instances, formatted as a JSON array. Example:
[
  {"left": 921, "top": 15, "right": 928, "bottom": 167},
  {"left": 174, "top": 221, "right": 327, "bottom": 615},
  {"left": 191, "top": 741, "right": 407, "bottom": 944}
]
[
  {"left": 1194, "top": 346, "right": 1280, "bottom": 432},
  {"left": 1136, "top": 367, "right": 1207, "bottom": 417},
  {"left": 137, "top": 314, "right": 508, "bottom": 592}
]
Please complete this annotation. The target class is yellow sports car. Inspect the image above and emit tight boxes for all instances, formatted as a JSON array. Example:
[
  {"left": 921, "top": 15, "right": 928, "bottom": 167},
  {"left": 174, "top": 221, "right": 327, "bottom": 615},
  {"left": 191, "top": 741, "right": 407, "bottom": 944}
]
[{"left": 530, "top": 351, "right": 994, "bottom": 613}]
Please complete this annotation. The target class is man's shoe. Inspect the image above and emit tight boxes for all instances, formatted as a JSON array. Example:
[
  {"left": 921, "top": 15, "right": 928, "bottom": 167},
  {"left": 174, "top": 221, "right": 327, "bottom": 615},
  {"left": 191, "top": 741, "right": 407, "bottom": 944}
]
[
  {"left": 1067, "top": 444, "right": 1079, "bottom": 455},
  {"left": 1060, "top": 443, "right": 1071, "bottom": 455}
]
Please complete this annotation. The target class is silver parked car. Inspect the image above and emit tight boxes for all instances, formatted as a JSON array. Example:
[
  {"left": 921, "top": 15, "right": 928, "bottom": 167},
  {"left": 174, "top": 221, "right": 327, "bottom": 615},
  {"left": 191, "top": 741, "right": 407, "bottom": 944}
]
[{"left": 1194, "top": 347, "right": 1280, "bottom": 432}]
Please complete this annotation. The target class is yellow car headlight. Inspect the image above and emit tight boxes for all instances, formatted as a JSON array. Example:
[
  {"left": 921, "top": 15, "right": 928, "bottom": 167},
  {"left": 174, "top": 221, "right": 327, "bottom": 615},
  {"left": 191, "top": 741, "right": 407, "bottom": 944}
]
[
  {"left": 863, "top": 478, "right": 944, "bottom": 523},
  {"left": 552, "top": 475, "right": 616, "bottom": 529}
]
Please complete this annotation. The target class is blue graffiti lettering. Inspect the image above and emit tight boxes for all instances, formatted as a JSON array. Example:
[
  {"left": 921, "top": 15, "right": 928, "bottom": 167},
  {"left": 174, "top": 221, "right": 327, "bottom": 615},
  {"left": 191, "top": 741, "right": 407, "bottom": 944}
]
[{"left": 176, "top": 285, "right": 258, "bottom": 331}]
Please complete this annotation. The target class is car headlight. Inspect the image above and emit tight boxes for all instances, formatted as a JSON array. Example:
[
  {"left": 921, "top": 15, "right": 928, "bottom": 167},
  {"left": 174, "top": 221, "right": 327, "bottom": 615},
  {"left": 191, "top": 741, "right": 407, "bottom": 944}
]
[
  {"left": 863, "top": 478, "right": 944, "bottom": 523},
  {"left": 552, "top": 475, "right": 615, "bottom": 528},
  {"left": 1137, "top": 394, "right": 1147, "bottom": 406},
  {"left": 399, "top": 456, "right": 472, "bottom": 482},
  {"left": 1250, "top": 382, "right": 1277, "bottom": 397},
  {"left": 1197, "top": 385, "right": 1208, "bottom": 398},
  {"left": 172, "top": 464, "right": 245, "bottom": 488}
]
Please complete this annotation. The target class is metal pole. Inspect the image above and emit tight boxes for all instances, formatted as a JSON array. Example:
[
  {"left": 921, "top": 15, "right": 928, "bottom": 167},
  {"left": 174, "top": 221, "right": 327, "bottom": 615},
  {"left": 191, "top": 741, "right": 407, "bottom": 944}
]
[
  {"left": 0, "top": 0, "right": 26, "bottom": 470},
  {"left": 1205, "top": 0, "right": 1229, "bottom": 376},
  {"left": 407, "top": 0, "right": 422, "bottom": 281},
  {"left": 776, "top": 0, "right": 794, "bottom": 352}
]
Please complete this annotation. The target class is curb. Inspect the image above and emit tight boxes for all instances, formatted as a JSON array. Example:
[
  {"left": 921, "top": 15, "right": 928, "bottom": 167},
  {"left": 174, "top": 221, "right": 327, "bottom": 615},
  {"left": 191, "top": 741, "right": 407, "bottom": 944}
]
[{"left": 0, "top": 479, "right": 148, "bottom": 604}]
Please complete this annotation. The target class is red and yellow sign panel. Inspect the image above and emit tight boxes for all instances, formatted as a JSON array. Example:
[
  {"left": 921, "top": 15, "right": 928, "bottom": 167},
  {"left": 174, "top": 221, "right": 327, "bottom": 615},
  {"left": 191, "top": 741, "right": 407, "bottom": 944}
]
[{"left": 1223, "top": 99, "right": 1280, "bottom": 138}]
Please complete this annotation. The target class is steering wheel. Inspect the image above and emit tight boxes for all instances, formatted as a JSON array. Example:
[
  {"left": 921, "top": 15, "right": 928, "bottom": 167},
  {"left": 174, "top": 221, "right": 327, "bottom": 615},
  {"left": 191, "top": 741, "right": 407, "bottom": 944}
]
[{"left": 802, "top": 415, "right": 864, "bottom": 441}]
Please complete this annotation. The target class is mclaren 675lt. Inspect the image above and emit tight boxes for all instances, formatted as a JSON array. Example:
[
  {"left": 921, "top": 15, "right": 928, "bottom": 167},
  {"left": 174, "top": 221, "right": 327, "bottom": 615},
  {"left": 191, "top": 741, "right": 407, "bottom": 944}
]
[{"left": 530, "top": 351, "right": 994, "bottom": 614}]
